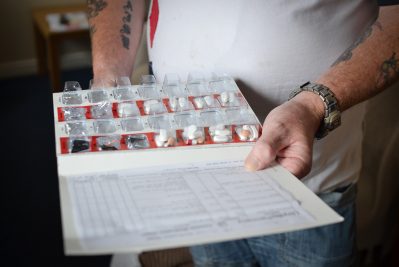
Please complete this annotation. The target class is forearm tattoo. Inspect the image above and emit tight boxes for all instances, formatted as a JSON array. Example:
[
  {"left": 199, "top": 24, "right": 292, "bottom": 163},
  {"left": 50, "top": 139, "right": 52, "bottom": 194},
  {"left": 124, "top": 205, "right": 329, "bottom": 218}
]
[
  {"left": 87, "top": 0, "right": 108, "bottom": 19},
  {"left": 376, "top": 52, "right": 399, "bottom": 89},
  {"left": 332, "top": 21, "right": 382, "bottom": 67},
  {"left": 89, "top": 25, "right": 97, "bottom": 37},
  {"left": 120, "top": 0, "right": 133, "bottom": 49}
]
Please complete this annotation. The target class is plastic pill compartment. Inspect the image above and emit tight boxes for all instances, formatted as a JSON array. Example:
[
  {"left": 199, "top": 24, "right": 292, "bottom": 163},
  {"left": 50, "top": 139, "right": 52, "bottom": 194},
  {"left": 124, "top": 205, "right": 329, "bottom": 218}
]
[{"left": 55, "top": 73, "right": 261, "bottom": 154}]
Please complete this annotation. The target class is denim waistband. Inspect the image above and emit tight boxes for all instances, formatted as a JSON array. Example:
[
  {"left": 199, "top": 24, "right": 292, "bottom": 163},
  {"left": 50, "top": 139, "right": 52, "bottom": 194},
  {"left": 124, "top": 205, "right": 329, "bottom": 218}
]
[{"left": 317, "top": 183, "right": 357, "bottom": 208}]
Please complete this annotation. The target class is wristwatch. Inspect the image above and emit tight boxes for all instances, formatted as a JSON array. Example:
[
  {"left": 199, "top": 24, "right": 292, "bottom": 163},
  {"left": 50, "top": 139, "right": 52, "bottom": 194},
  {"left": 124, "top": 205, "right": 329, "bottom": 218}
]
[{"left": 289, "top": 81, "right": 341, "bottom": 139}]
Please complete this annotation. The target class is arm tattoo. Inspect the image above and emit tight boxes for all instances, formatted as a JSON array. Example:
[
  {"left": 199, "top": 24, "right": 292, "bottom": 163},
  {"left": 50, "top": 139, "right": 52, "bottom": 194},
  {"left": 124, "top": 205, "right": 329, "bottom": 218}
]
[
  {"left": 87, "top": 0, "right": 108, "bottom": 19},
  {"left": 89, "top": 25, "right": 97, "bottom": 37},
  {"left": 332, "top": 21, "right": 382, "bottom": 67},
  {"left": 120, "top": 0, "right": 133, "bottom": 49},
  {"left": 376, "top": 52, "right": 399, "bottom": 89}
]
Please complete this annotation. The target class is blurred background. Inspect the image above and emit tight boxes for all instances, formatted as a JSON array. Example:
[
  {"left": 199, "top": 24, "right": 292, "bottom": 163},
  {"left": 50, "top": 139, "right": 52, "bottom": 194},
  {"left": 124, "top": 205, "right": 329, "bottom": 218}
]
[{"left": 0, "top": 0, "right": 398, "bottom": 266}]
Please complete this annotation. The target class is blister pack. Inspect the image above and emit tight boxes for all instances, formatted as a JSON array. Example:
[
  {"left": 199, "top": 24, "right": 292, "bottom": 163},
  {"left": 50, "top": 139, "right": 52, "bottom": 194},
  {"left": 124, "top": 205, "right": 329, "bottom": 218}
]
[{"left": 53, "top": 73, "right": 262, "bottom": 154}]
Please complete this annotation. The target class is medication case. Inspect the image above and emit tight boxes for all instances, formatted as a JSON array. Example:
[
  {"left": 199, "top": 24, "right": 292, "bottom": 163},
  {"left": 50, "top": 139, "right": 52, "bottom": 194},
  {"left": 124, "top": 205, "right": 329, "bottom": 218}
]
[{"left": 53, "top": 74, "right": 343, "bottom": 255}]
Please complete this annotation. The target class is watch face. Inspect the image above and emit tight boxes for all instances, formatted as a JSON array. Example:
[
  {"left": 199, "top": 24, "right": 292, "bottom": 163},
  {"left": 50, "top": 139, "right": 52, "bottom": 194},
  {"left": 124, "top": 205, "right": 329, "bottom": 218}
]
[
  {"left": 329, "top": 111, "right": 341, "bottom": 129},
  {"left": 292, "top": 82, "right": 341, "bottom": 139}
]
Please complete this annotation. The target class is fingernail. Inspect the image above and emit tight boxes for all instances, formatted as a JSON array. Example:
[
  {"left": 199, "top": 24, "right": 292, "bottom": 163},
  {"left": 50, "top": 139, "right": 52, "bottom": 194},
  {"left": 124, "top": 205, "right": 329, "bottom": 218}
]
[{"left": 245, "top": 157, "right": 260, "bottom": 172}]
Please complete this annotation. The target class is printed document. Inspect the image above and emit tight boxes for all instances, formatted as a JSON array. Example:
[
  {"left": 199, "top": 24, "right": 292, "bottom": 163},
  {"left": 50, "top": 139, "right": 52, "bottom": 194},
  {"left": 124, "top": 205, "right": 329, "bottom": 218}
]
[{"left": 61, "top": 160, "right": 343, "bottom": 254}]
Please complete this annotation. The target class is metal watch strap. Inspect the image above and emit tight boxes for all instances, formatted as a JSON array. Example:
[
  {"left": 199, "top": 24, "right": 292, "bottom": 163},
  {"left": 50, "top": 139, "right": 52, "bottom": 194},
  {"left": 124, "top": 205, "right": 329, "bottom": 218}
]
[{"left": 289, "top": 81, "right": 341, "bottom": 139}]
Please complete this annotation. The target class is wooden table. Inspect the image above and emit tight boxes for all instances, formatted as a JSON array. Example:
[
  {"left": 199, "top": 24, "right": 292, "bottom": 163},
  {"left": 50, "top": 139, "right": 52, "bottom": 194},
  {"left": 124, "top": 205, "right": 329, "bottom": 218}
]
[{"left": 32, "top": 5, "right": 90, "bottom": 92}]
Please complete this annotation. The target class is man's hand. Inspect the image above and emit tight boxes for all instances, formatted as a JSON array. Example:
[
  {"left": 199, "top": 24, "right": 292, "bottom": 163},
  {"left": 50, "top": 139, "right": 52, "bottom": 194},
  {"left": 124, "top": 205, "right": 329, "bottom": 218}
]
[{"left": 244, "top": 92, "right": 324, "bottom": 178}]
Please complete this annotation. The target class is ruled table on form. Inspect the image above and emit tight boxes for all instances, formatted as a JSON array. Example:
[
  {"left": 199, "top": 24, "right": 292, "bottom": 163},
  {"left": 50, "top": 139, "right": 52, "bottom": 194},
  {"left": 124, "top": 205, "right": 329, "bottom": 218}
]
[{"left": 66, "top": 160, "right": 314, "bottom": 251}]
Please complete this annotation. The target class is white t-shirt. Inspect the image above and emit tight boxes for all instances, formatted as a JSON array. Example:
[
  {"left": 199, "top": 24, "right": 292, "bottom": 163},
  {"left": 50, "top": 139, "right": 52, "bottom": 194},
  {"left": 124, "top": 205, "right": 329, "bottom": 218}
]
[{"left": 147, "top": 0, "right": 379, "bottom": 193}]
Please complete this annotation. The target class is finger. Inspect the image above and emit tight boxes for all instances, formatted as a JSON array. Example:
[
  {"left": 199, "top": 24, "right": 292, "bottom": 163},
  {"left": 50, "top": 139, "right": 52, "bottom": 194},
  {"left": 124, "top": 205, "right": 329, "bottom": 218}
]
[
  {"left": 276, "top": 142, "right": 313, "bottom": 178},
  {"left": 277, "top": 156, "right": 311, "bottom": 178},
  {"left": 244, "top": 127, "right": 284, "bottom": 171}
]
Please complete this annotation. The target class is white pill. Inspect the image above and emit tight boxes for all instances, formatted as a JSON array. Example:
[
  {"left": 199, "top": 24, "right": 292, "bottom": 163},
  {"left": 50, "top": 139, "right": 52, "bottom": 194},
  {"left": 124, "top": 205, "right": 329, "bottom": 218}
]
[
  {"left": 237, "top": 129, "right": 249, "bottom": 141},
  {"left": 249, "top": 125, "right": 259, "bottom": 140},
  {"left": 144, "top": 100, "right": 159, "bottom": 114},
  {"left": 215, "top": 129, "right": 231, "bottom": 136},
  {"left": 144, "top": 106, "right": 151, "bottom": 114},
  {"left": 194, "top": 97, "right": 205, "bottom": 109},
  {"left": 169, "top": 97, "right": 178, "bottom": 110},
  {"left": 187, "top": 125, "right": 197, "bottom": 135},
  {"left": 154, "top": 135, "right": 165, "bottom": 147},
  {"left": 159, "top": 129, "right": 169, "bottom": 142},
  {"left": 204, "top": 95, "right": 214, "bottom": 106},
  {"left": 215, "top": 124, "right": 225, "bottom": 130},
  {"left": 188, "top": 130, "right": 203, "bottom": 140},
  {"left": 213, "top": 135, "right": 230, "bottom": 143},
  {"left": 178, "top": 97, "right": 187, "bottom": 108},
  {"left": 220, "top": 92, "right": 229, "bottom": 103}
]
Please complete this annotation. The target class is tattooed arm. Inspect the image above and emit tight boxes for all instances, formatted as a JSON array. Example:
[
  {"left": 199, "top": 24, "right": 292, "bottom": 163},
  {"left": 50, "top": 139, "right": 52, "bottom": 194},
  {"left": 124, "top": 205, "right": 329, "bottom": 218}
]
[
  {"left": 87, "top": 0, "right": 146, "bottom": 85},
  {"left": 316, "top": 5, "right": 399, "bottom": 112},
  {"left": 245, "top": 6, "right": 399, "bottom": 176}
]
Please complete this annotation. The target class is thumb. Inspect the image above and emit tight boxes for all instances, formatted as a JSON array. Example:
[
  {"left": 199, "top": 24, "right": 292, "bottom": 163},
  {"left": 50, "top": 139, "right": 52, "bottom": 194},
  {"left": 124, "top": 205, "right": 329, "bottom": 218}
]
[{"left": 244, "top": 128, "right": 283, "bottom": 171}]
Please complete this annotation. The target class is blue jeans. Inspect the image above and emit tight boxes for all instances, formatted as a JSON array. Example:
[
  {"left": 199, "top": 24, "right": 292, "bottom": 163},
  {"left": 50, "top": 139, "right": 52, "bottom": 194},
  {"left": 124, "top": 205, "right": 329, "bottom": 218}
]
[{"left": 190, "top": 184, "right": 357, "bottom": 267}]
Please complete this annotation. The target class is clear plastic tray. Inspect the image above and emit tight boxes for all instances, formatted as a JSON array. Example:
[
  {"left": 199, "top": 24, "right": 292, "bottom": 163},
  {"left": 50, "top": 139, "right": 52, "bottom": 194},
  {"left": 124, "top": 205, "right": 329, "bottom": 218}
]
[
  {"left": 96, "top": 135, "right": 121, "bottom": 151},
  {"left": 121, "top": 117, "right": 144, "bottom": 132},
  {"left": 93, "top": 120, "right": 118, "bottom": 134},
  {"left": 91, "top": 102, "right": 113, "bottom": 119},
  {"left": 113, "top": 87, "right": 137, "bottom": 101},
  {"left": 225, "top": 108, "right": 258, "bottom": 125},
  {"left": 62, "top": 107, "right": 87, "bottom": 121},
  {"left": 173, "top": 112, "right": 199, "bottom": 129},
  {"left": 138, "top": 85, "right": 160, "bottom": 99},
  {"left": 125, "top": 134, "right": 150, "bottom": 149},
  {"left": 117, "top": 102, "right": 140, "bottom": 117},
  {"left": 143, "top": 100, "right": 167, "bottom": 115},
  {"left": 65, "top": 121, "right": 90, "bottom": 136},
  {"left": 199, "top": 110, "right": 225, "bottom": 127},
  {"left": 69, "top": 136, "right": 91, "bottom": 153},
  {"left": 147, "top": 115, "right": 172, "bottom": 130},
  {"left": 88, "top": 90, "right": 110, "bottom": 103}
]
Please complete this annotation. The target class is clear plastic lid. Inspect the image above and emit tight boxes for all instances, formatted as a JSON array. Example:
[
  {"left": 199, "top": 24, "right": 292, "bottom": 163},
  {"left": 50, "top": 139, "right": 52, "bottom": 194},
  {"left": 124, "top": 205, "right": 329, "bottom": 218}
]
[
  {"left": 126, "top": 134, "right": 150, "bottom": 149},
  {"left": 62, "top": 107, "right": 87, "bottom": 121},
  {"left": 65, "top": 121, "right": 90, "bottom": 136},
  {"left": 143, "top": 99, "right": 166, "bottom": 115},
  {"left": 225, "top": 108, "right": 258, "bottom": 125},
  {"left": 88, "top": 90, "right": 110, "bottom": 103},
  {"left": 117, "top": 102, "right": 140, "bottom": 117},
  {"left": 163, "top": 73, "right": 187, "bottom": 97},
  {"left": 138, "top": 85, "right": 160, "bottom": 99},
  {"left": 93, "top": 120, "right": 117, "bottom": 134},
  {"left": 199, "top": 110, "right": 225, "bottom": 127},
  {"left": 173, "top": 112, "right": 199, "bottom": 129},
  {"left": 186, "top": 72, "right": 210, "bottom": 96},
  {"left": 90, "top": 102, "right": 113, "bottom": 119},
  {"left": 209, "top": 73, "right": 238, "bottom": 93},
  {"left": 141, "top": 75, "right": 157, "bottom": 85},
  {"left": 147, "top": 115, "right": 172, "bottom": 130},
  {"left": 121, "top": 117, "right": 144, "bottom": 132},
  {"left": 62, "top": 81, "right": 83, "bottom": 105},
  {"left": 69, "top": 136, "right": 91, "bottom": 153},
  {"left": 64, "top": 81, "right": 82, "bottom": 92},
  {"left": 96, "top": 135, "right": 121, "bottom": 151},
  {"left": 168, "top": 96, "right": 194, "bottom": 112}
]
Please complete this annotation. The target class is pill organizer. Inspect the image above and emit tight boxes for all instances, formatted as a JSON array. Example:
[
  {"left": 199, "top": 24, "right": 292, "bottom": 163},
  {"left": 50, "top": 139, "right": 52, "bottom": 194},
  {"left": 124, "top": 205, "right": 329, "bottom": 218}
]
[
  {"left": 52, "top": 74, "right": 345, "bottom": 255},
  {"left": 53, "top": 74, "right": 262, "bottom": 159}
]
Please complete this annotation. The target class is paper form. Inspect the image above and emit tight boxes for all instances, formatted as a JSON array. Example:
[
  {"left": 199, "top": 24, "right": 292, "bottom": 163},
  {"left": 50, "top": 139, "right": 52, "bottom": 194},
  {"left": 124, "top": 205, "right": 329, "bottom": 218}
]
[{"left": 64, "top": 160, "right": 328, "bottom": 252}]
